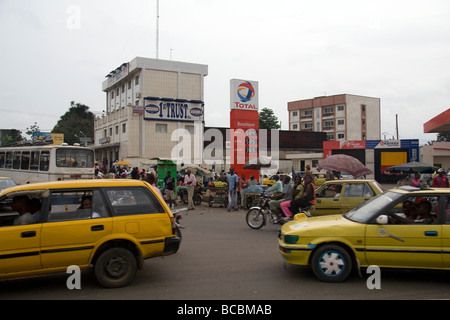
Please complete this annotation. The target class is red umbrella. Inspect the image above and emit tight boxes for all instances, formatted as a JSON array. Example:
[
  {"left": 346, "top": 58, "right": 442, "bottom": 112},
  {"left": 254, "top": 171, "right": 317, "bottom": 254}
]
[{"left": 317, "top": 154, "right": 371, "bottom": 178}]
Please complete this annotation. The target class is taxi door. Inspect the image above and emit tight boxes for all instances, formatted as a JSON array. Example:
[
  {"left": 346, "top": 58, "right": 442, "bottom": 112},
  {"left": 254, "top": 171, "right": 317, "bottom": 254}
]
[
  {"left": 442, "top": 195, "right": 450, "bottom": 268},
  {"left": 364, "top": 195, "right": 443, "bottom": 269},
  {"left": 40, "top": 189, "right": 112, "bottom": 269},
  {"left": 0, "top": 223, "right": 42, "bottom": 274},
  {"left": 313, "top": 183, "right": 342, "bottom": 216}
]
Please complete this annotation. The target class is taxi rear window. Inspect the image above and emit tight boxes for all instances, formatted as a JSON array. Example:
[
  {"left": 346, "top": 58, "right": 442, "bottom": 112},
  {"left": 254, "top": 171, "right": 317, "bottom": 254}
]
[{"left": 104, "top": 187, "right": 164, "bottom": 216}]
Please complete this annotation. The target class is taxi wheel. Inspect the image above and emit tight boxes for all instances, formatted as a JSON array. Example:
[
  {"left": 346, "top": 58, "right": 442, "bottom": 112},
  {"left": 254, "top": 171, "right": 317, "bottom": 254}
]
[
  {"left": 94, "top": 247, "right": 138, "bottom": 288},
  {"left": 311, "top": 244, "right": 352, "bottom": 283}
]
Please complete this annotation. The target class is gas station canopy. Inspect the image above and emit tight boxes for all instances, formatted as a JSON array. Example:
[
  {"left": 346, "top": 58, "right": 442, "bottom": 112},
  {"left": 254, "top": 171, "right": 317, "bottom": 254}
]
[{"left": 424, "top": 108, "right": 450, "bottom": 133}]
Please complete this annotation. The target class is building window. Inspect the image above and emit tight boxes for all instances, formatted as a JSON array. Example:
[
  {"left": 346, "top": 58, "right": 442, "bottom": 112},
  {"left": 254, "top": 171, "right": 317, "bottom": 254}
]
[
  {"left": 109, "top": 128, "right": 113, "bottom": 136},
  {"left": 302, "top": 109, "right": 313, "bottom": 118},
  {"left": 122, "top": 123, "right": 126, "bottom": 133},
  {"left": 292, "top": 124, "right": 298, "bottom": 130},
  {"left": 292, "top": 111, "right": 298, "bottom": 117},
  {"left": 337, "top": 105, "right": 345, "bottom": 111},
  {"left": 323, "top": 106, "right": 334, "bottom": 117},
  {"left": 338, "top": 133, "right": 345, "bottom": 139},
  {"left": 135, "top": 76, "right": 139, "bottom": 85},
  {"left": 156, "top": 123, "right": 167, "bottom": 133},
  {"left": 302, "top": 122, "right": 313, "bottom": 130},
  {"left": 115, "top": 126, "right": 119, "bottom": 135},
  {"left": 338, "top": 119, "right": 345, "bottom": 126},
  {"left": 323, "top": 120, "right": 334, "bottom": 130},
  {"left": 128, "top": 81, "right": 131, "bottom": 90}
]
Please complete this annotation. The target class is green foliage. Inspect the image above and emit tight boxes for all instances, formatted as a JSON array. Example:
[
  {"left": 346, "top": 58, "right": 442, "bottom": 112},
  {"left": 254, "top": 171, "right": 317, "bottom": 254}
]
[
  {"left": 52, "top": 101, "right": 95, "bottom": 145},
  {"left": 259, "top": 107, "right": 281, "bottom": 130}
]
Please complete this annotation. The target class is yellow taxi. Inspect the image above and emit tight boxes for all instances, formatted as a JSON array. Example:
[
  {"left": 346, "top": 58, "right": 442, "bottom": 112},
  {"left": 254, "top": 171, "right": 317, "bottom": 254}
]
[
  {"left": 0, "top": 179, "right": 180, "bottom": 288},
  {"left": 263, "top": 174, "right": 291, "bottom": 186},
  {"left": 312, "top": 179, "right": 383, "bottom": 216},
  {"left": 311, "top": 172, "right": 333, "bottom": 187},
  {"left": 279, "top": 186, "right": 450, "bottom": 282}
]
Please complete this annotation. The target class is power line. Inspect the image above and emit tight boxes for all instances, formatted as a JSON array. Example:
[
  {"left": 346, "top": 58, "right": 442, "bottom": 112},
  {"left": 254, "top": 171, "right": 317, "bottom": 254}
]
[{"left": 0, "top": 107, "right": 56, "bottom": 118}]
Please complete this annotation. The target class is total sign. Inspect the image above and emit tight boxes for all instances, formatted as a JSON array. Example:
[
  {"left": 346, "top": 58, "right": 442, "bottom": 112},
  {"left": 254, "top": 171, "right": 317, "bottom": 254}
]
[{"left": 230, "top": 79, "right": 259, "bottom": 111}]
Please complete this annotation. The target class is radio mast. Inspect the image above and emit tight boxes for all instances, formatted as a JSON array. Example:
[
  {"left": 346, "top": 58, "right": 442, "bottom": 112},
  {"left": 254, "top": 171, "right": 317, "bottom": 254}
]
[{"left": 156, "top": 0, "right": 159, "bottom": 59}]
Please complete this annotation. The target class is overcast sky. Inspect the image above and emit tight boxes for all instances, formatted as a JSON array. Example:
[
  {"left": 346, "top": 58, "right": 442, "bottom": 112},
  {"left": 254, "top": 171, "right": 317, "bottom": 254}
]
[{"left": 1, "top": 0, "right": 449, "bottom": 144}]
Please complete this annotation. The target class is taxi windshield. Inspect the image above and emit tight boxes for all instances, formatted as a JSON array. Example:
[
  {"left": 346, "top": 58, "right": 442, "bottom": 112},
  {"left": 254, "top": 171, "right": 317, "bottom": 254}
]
[{"left": 344, "top": 191, "right": 403, "bottom": 223}]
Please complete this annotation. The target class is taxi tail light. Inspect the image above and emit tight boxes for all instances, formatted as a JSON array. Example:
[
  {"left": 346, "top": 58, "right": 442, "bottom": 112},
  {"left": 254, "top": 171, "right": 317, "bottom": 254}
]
[{"left": 170, "top": 217, "right": 176, "bottom": 235}]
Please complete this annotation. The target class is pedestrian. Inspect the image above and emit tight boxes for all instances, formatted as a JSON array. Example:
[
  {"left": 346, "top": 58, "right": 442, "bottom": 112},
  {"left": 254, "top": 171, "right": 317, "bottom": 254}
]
[
  {"left": 410, "top": 172, "right": 421, "bottom": 188},
  {"left": 184, "top": 169, "right": 197, "bottom": 210},
  {"left": 227, "top": 168, "right": 239, "bottom": 211},
  {"left": 238, "top": 173, "right": 249, "bottom": 208},
  {"left": 164, "top": 171, "right": 176, "bottom": 208},
  {"left": 432, "top": 168, "right": 449, "bottom": 187},
  {"left": 325, "top": 169, "right": 335, "bottom": 181},
  {"left": 145, "top": 173, "right": 163, "bottom": 199}
]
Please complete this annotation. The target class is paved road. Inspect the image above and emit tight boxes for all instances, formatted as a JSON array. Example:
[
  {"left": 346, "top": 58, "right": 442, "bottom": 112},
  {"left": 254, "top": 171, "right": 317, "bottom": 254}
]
[{"left": 0, "top": 201, "right": 449, "bottom": 301}]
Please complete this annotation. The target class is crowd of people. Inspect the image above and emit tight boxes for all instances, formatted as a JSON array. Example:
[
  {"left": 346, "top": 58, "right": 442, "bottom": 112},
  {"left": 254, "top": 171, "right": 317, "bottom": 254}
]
[{"left": 93, "top": 160, "right": 318, "bottom": 221}]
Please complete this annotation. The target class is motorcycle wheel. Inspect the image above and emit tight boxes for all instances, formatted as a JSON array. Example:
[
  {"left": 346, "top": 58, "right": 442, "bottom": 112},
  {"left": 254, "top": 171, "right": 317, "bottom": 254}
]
[{"left": 246, "top": 208, "right": 266, "bottom": 229}]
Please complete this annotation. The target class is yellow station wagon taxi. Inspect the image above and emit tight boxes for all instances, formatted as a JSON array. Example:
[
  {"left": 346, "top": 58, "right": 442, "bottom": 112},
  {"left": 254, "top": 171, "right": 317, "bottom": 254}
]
[
  {"left": 0, "top": 179, "right": 180, "bottom": 288},
  {"left": 279, "top": 186, "right": 450, "bottom": 282}
]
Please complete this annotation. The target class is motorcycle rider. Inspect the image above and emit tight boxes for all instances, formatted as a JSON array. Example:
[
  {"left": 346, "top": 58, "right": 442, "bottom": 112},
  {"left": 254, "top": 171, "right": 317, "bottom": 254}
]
[{"left": 289, "top": 173, "right": 316, "bottom": 216}]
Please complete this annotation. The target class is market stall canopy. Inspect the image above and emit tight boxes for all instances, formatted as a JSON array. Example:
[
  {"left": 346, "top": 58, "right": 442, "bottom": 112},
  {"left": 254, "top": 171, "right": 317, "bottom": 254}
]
[
  {"left": 180, "top": 164, "right": 211, "bottom": 177},
  {"left": 243, "top": 156, "right": 272, "bottom": 170},
  {"left": 385, "top": 161, "right": 439, "bottom": 174},
  {"left": 317, "top": 154, "right": 372, "bottom": 178},
  {"left": 116, "top": 160, "right": 131, "bottom": 166}
]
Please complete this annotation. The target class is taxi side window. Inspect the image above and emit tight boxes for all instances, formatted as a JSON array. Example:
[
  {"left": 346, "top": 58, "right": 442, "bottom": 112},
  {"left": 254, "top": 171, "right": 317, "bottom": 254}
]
[
  {"left": 445, "top": 196, "right": 450, "bottom": 224},
  {"left": 343, "top": 183, "right": 372, "bottom": 198},
  {"left": 318, "top": 184, "right": 341, "bottom": 198},
  {"left": 47, "top": 190, "right": 108, "bottom": 222},
  {"left": 105, "top": 187, "right": 164, "bottom": 216}
]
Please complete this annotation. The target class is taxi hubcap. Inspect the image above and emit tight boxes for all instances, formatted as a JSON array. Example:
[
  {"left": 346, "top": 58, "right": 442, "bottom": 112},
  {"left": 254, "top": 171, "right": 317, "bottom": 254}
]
[{"left": 319, "top": 252, "right": 345, "bottom": 275}]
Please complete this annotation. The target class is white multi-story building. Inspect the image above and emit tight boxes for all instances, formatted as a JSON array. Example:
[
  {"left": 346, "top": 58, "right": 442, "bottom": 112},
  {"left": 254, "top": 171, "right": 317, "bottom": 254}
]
[
  {"left": 94, "top": 57, "right": 208, "bottom": 168},
  {"left": 288, "top": 94, "right": 381, "bottom": 142}
]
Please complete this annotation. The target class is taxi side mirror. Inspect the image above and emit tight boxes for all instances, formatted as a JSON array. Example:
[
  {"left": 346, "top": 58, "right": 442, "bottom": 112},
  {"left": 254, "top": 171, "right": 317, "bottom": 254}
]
[{"left": 376, "top": 215, "right": 389, "bottom": 225}]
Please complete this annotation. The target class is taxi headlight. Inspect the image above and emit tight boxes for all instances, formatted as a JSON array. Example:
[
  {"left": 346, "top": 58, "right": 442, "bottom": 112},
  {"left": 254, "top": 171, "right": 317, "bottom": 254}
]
[{"left": 284, "top": 235, "right": 299, "bottom": 244}]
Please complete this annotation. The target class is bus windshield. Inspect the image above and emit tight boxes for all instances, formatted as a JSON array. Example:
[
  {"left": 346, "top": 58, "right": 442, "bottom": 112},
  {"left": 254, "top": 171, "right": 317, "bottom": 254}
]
[{"left": 56, "top": 148, "right": 94, "bottom": 168}]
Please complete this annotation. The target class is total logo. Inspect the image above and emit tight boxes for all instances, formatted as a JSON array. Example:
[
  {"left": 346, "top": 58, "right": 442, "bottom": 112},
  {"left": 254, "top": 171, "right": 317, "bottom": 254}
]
[{"left": 237, "top": 81, "right": 255, "bottom": 102}]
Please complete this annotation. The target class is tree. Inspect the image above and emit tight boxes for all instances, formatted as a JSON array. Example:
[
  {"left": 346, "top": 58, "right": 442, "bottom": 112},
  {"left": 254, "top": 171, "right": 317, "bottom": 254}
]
[
  {"left": 259, "top": 107, "right": 281, "bottom": 130},
  {"left": 52, "top": 101, "right": 95, "bottom": 145}
]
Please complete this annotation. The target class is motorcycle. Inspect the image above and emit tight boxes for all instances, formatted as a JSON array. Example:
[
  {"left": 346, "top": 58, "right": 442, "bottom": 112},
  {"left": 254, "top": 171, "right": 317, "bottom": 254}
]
[{"left": 245, "top": 191, "right": 311, "bottom": 230}]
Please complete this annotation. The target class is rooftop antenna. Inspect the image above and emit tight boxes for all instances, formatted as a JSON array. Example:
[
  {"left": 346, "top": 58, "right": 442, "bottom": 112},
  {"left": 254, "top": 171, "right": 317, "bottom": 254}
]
[{"left": 156, "top": 0, "right": 159, "bottom": 59}]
